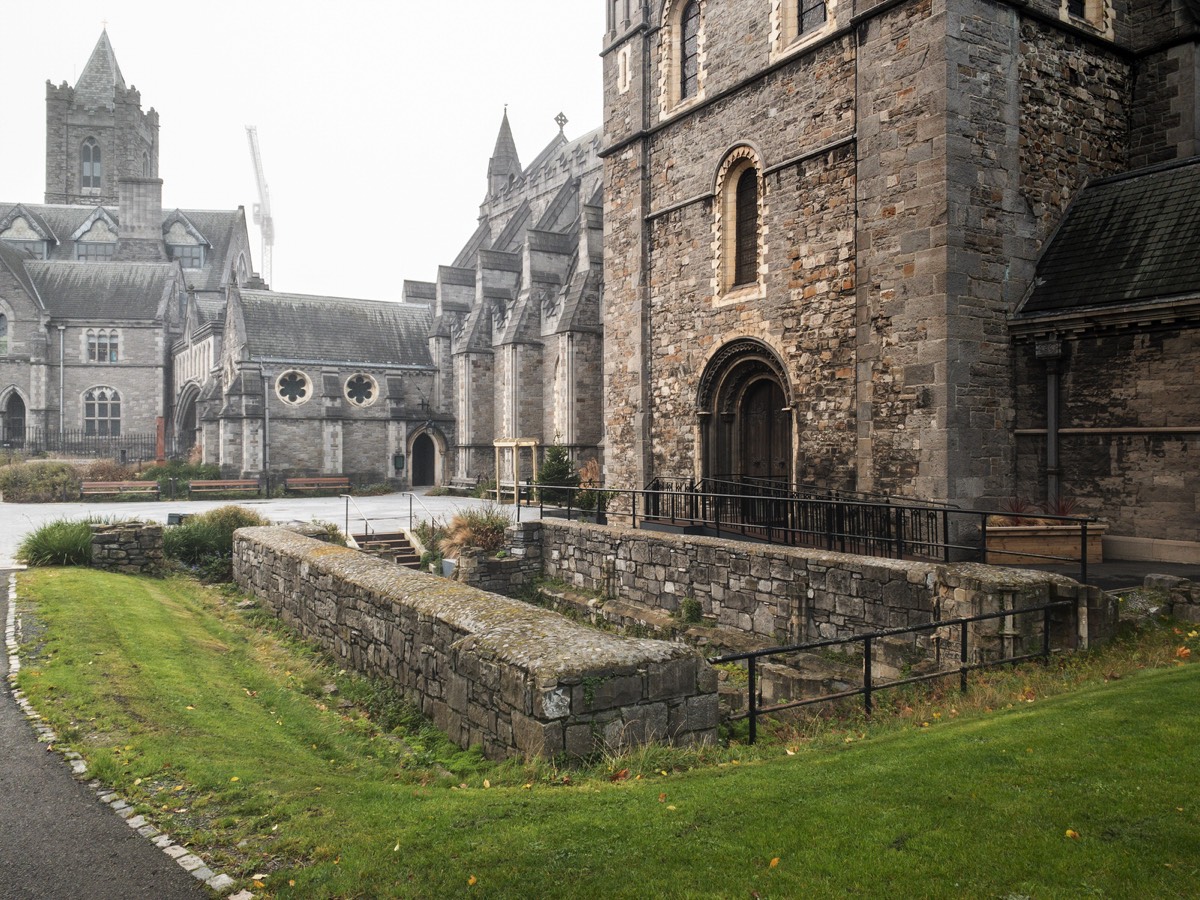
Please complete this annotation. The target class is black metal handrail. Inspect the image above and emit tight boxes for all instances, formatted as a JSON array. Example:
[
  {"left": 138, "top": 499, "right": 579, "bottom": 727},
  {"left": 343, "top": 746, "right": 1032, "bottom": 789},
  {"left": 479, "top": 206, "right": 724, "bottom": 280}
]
[
  {"left": 708, "top": 600, "right": 1074, "bottom": 743},
  {"left": 525, "top": 483, "right": 1098, "bottom": 583}
]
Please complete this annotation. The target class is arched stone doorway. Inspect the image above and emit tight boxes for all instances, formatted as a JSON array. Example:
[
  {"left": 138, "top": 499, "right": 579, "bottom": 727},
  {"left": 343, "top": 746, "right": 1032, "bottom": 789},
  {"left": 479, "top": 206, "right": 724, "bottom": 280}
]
[
  {"left": 697, "top": 339, "right": 794, "bottom": 486},
  {"left": 176, "top": 386, "right": 199, "bottom": 457},
  {"left": 2, "top": 392, "right": 26, "bottom": 444},
  {"left": 412, "top": 433, "right": 436, "bottom": 486}
]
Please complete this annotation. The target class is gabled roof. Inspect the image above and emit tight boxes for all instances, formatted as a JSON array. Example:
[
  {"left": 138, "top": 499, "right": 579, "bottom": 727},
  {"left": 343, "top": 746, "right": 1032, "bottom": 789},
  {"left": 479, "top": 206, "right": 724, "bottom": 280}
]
[
  {"left": 238, "top": 290, "right": 433, "bottom": 368},
  {"left": 0, "top": 204, "right": 56, "bottom": 244},
  {"left": 69, "top": 206, "right": 120, "bottom": 241},
  {"left": 75, "top": 30, "right": 127, "bottom": 108},
  {"left": 1016, "top": 156, "right": 1200, "bottom": 320},
  {"left": 27, "top": 261, "right": 178, "bottom": 320}
]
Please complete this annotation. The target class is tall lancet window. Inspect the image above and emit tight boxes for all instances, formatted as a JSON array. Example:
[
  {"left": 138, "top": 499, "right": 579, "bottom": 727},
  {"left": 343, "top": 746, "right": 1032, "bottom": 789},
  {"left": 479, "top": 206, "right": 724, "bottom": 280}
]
[
  {"left": 680, "top": 2, "right": 701, "bottom": 100},
  {"left": 81, "top": 138, "right": 102, "bottom": 191}
]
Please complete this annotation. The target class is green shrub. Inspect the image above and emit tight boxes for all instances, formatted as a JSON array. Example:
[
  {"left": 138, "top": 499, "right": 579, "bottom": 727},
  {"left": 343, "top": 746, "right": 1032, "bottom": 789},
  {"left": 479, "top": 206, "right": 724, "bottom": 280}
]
[
  {"left": 17, "top": 518, "right": 95, "bottom": 566},
  {"left": 0, "top": 461, "right": 81, "bottom": 502},
  {"left": 82, "top": 459, "right": 137, "bottom": 482},
  {"left": 163, "top": 505, "right": 270, "bottom": 580},
  {"left": 442, "top": 505, "right": 510, "bottom": 557},
  {"left": 536, "top": 445, "right": 578, "bottom": 504},
  {"left": 470, "top": 479, "right": 497, "bottom": 500},
  {"left": 679, "top": 596, "right": 703, "bottom": 624},
  {"left": 308, "top": 519, "right": 348, "bottom": 546}
]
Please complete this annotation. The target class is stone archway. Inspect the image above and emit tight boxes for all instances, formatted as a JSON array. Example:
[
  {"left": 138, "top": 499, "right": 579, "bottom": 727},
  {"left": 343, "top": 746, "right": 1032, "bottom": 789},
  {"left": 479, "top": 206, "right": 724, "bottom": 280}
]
[
  {"left": 412, "top": 433, "right": 436, "bottom": 486},
  {"left": 175, "top": 385, "right": 200, "bottom": 457},
  {"left": 697, "top": 339, "right": 794, "bottom": 486}
]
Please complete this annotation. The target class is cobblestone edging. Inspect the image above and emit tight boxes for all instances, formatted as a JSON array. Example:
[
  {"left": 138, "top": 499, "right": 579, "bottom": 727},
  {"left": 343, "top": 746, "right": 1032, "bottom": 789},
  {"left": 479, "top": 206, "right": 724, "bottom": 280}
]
[
  {"left": 233, "top": 527, "right": 719, "bottom": 760},
  {"left": 3, "top": 572, "right": 240, "bottom": 896}
]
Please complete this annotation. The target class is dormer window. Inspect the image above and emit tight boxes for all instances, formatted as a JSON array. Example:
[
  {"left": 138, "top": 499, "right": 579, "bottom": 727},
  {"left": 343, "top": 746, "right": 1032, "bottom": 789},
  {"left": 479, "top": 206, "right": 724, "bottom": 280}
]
[
  {"left": 74, "top": 216, "right": 118, "bottom": 261},
  {"left": 169, "top": 245, "right": 204, "bottom": 268},
  {"left": 81, "top": 138, "right": 102, "bottom": 191},
  {"left": 76, "top": 242, "right": 116, "bottom": 261}
]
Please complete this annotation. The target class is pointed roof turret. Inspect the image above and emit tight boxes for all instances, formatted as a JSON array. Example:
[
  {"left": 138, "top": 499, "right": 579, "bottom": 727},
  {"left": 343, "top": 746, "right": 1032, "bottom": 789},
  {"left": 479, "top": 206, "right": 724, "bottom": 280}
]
[
  {"left": 487, "top": 109, "right": 522, "bottom": 197},
  {"left": 74, "top": 29, "right": 127, "bottom": 108}
]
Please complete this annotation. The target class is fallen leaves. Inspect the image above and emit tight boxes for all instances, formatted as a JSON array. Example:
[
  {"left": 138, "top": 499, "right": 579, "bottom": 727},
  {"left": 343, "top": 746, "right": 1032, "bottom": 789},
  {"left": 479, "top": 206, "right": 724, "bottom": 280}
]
[
  {"left": 610, "top": 769, "right": 630, "bottom": 782},
  {"left": 1175, "top": 647, "right": 1191, "bottom": 660},
  {"left": 1065, "top": 829, "right": 1081, "bottom": 840}
]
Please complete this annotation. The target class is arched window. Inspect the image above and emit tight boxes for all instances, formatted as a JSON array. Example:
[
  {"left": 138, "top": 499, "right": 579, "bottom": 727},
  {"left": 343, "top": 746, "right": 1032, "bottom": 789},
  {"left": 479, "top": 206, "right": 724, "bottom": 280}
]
[
  {"left": 142, "top": 151, "right": 151, "bottom": 177},
  {"left": 734, "top": 167, "right": 759, "bottom": 286},
  {"left": 81, "top": 139, "right": 102, "bottom": 191},
  {"left": 716, "top": 148, "right": 764, "bottom": 294},
  {"left": 679, "top": 1, "right": 701, "bottom": 101},
  {"left": 84, "top": 387, "right": 121, "bottom": 436},
  {"left": 87, "top": 329, "right": 119, "bottom": 363},
  {"left": 0, "top": 313, "right": 8, "bottom": 355}
]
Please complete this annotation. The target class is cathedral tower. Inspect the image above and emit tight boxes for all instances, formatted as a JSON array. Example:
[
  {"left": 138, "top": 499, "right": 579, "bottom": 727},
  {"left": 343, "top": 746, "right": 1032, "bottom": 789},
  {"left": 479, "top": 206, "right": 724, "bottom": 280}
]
[{"left": 44, "top": 30, "right": 159, "bottom": 206}]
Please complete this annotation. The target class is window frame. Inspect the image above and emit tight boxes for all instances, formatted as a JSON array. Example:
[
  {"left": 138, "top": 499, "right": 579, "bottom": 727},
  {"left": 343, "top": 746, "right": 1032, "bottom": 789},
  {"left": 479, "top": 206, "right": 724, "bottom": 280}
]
[
  {"left": 86, "top": 328, "right": 120, "bottom": 363},
  {"left": 714, "top": 147, "right": 766, "bottom": 300},
  {"left": 81, "top": 138, "right": 102, "bottom": 192},
  {"left": 75, "top": 242, "right": 117, "bottom": 262},
  {"left": 276, "top": 370, "right": 313, "bottom": 406},
  {"left": 344, "top": 373, "right": 380, "bottom": 408},
  {"left": 168, "top": 244, "right": 205, "bottom": 269},
  {"left": 660, "top": 0, "right": 706, "bottom": 115},
  {"left": 83, "top": 386, "right": 122, "bottom": 436}
]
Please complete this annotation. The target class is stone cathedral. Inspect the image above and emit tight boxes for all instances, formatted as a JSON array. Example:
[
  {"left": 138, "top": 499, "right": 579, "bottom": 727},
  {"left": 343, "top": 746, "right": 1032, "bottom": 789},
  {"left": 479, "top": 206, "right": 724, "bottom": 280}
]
[{"left": 600, "top": 0, "right": 1200, "bottom": 557}]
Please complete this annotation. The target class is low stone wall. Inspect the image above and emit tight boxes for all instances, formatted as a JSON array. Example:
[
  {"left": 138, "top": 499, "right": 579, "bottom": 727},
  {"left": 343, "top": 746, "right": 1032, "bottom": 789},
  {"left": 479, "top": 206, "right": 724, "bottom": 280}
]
[
  {"left": 90, "top": 523, "right": 163, "bottom": 575},
  {"left": 232, "top": 527, "right": 718, "bottom": 760},
  {"left": 457, "top": 522, "right": 1117, "bottom": 661}
]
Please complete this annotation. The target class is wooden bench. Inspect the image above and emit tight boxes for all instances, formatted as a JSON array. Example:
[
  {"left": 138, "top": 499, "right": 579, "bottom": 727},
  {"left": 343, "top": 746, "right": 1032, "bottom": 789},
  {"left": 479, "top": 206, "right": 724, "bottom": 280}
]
[
  {"left": 187, "top": 479, "right": 261, "bottom": 499},
  {"left": 80, "top": 480, "right": 160, "bottom": 499},
  {"left": 285, "top": 476, "right": 351, "bottom": 494}
]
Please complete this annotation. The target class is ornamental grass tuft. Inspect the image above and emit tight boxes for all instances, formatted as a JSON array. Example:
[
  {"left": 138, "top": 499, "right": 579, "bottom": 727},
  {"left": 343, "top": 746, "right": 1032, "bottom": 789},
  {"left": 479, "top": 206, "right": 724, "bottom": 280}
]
[{"left": 17, "top": 517, "right": 95, "bottom": 566}]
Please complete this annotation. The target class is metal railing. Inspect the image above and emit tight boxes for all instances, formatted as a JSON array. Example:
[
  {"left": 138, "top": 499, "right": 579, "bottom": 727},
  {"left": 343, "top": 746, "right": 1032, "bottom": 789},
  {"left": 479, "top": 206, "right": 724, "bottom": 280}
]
[
  {"left": 524, "top": 481, "right": 1096, "bottom": 582},
  {"left": 0, "top": 425, "right": 183, "bottom": 462},
  {"left": 709, "top": 600, "right": 1074, "bottom": 743},
  {"left": 342, "top": 494, "right": 375, "bottom": 542}
]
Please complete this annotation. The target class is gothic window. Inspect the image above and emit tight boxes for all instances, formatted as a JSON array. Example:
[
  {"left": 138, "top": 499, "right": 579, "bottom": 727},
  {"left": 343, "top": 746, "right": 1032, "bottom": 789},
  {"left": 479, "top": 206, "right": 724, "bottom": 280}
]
[
  {"left": 0, "top": 314, "right": 7, "bottom": 355},
  {"left": 87, "top": 329, "right": 119, "bottom": 363},
  {"left": 276, "top": 370, "right": 312, "bottom": 405},
  {"left": 680, "top": 1, "right": 701, "bottom": 101},
  {"left": 799, "top": 0, "right": 827, "bottom": 35},
  {"left": 83, "top": 387, "right": 121, "bottom": 436},
  {"left": 81, "top": 138, "right": 102, "bottom": 191},
  {"left": 168, "top": 245, "right": 204, "bottom": 268},
  {"left": 734, "top": 167, "right": 759, "bottom": 286},
  {"left": 76, "top": 242, "right": 116, "bottom": 261},
  {"left": 345, "top": 373, "right": 378, "bottom": 407}
]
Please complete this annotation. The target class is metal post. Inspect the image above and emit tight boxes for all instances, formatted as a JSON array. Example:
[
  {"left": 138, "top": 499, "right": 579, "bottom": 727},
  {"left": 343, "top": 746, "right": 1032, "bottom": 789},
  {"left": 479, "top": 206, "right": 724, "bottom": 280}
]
[
  {"left": 960, "top": 621, "right": 969, "bottom": 694},
  {"left": 344, "top": 496, "right": 350, "bottom": 540},
  {"left": 1080, "top": 521, "right": 1088, "bottom": 585},
  {"left": 863, "top": 636, "right": 873, "bottom": 716},
  {"left": 942, "top": 509, "right": 951, "bottom": 563},
  {"left": 1042, "top": 605, "right": 1052, "bottom": 661},
  {"left": 980, "top": 513, "right": 988, "bottom": 564},
  {"left": 747, "top": 656, "right": 758, "bottom": 745},
  {"left": 894, "top": 506, "right": 905, "bottom": 560}
]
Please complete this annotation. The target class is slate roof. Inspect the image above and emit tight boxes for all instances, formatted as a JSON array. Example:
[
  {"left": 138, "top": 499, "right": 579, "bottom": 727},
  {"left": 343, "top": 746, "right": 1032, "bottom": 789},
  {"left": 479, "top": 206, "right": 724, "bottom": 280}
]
[
  {"left": 75, "top": 31, "right": 126, "bottom": 108},
  {"left": 1017, "top": 156, "right": 1200, "bottom": 319},
  {"left": 0, "top": 242, "right": 44, "bottom": 308},
  {"left": 238, "top": 290, "right": 433, "bottom": 368},
  {"left": 26, "top": 261, "right": 178, "bottom": 320}
]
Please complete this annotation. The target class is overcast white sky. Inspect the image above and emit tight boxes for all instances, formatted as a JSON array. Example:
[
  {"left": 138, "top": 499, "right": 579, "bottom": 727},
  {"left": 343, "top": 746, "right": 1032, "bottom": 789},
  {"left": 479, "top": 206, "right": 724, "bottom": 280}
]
[{"left": 2, "top": 1, "right": 606, "bottom": 302}]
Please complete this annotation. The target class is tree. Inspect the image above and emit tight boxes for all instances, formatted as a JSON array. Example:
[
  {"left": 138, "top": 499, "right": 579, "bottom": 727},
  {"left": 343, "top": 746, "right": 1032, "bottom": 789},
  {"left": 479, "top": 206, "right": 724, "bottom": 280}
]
[{"left": 536, "top": 444, "right": 578, "bottom": 505}]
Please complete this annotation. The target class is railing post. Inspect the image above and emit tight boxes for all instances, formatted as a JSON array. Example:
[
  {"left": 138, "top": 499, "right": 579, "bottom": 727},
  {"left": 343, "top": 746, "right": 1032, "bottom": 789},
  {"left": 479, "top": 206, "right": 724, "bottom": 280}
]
[
  {"left": 748, "top": 656, "right": 758, "bottom": 745},
  {"left": 979, "top": 513, "right": 988, "bottom": 564},
  {"left": 862, "top": 636, "right": 873, "bottom": 717},
  {"left": 960, "top": 620, "right": 969, "bottom": 694},
  {"left": 894, "top": 506, "right": 905, "bottom": 560},
  {"left": 943, "top": 509, "right": 951, "bottom": 563},
  {"left": 1080, "top": 520, "right": 1088, "bottom": 585},
  {"left": 1042, "top": 605, "right": 1052, "bottom": 662}
]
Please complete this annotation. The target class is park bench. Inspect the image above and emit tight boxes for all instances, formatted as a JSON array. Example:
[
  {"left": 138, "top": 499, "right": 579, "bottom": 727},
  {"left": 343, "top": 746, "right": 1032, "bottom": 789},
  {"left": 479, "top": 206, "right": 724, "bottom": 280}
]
[
  {"left": 187, "top": 479, "right": 261, "bottom": 499},
  {"left": 80, "top": 480, "right": 160, "bottom": 499},
  {"left": 285, "top": 476, "right": 351, "bottom": 494}
]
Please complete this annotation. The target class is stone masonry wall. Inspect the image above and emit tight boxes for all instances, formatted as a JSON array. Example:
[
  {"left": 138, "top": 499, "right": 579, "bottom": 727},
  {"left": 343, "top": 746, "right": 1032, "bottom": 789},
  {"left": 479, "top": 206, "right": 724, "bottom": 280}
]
[
  {"left": 232, "top": 527, "right": 717, "bottom": 760},
  {"left": 90, "top": 522, "right": 163, "bottom": 575}
]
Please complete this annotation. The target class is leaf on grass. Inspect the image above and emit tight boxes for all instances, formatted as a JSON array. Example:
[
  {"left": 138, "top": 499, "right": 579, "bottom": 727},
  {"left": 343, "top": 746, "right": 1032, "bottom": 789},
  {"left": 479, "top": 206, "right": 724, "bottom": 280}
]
[
  {"left": 468, "top": 875, "right": 478, "bottom": 886},
  {"left": 394, "top": 842, "right": 400, "bottom": 852},
  {"left": 769, "top": 857, "right": 780, "bottom": 868},
  {"left": 483, "top": 779, "right": 490, "bottom": 789},
  {"left": 230, "top": 776, "right": 239, "bottom": 782},
  {"left": 610, "top": 769, "right": 630, "bottom": 782},
  {"left": 658, "top": 793, "right": 667, "bottom": 803},
  {"left": 1065, "top": 829, "right": 1081, "bottom": 840},
  {"left": 1176, "top": 647, "right": 1191, "bottom": 659}
]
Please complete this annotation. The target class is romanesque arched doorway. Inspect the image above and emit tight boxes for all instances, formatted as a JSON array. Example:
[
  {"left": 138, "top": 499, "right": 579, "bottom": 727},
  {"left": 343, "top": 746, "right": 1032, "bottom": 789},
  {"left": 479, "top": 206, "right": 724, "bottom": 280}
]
[
  {"left": 412, "top": 433, "right": 436, "bottom": 486},
  {"left": 698, "top": 339, "right": 794, "bottom": 487},
  {"left": 2, "top": 392, "right": 26, "bottom": 444}
]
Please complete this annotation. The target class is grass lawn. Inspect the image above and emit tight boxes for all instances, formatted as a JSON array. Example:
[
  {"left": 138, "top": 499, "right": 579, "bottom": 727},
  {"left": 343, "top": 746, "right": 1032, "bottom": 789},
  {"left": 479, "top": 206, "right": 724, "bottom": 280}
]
[{"left": 12, "top": 568, "right": 1200, "bottom": 898}]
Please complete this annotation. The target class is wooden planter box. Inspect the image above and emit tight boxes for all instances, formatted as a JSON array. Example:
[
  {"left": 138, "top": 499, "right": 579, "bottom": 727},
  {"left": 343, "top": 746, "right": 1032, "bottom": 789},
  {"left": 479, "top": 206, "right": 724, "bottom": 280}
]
[{"left": 985, "top": 523, "right": 1107, "bottom": 566}]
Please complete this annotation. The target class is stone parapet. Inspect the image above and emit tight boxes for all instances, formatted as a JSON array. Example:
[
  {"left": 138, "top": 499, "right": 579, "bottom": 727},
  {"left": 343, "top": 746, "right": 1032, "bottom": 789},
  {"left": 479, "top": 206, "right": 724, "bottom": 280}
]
[
  {"left": 90, "top": 523, "right": 163, "bottom": 575},
  {"left": 232, "top": 527, "right": 717, "bottom": 760}
]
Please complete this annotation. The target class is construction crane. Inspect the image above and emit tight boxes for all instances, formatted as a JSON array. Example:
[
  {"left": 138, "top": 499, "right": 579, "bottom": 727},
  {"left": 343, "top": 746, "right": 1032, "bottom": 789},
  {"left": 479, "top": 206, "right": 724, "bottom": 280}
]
[{"left": 245, "top": 126, "right": 274, "bottom": 286}]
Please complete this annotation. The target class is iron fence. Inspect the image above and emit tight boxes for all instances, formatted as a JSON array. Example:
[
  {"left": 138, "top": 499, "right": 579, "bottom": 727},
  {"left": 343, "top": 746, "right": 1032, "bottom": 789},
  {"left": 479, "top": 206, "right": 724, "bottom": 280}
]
[
  {"left": 709, "top": 600, "right": 1074, "bottom": 743},
  {"left": 0, "top": 425, "right": 182, "bottom": 462}
]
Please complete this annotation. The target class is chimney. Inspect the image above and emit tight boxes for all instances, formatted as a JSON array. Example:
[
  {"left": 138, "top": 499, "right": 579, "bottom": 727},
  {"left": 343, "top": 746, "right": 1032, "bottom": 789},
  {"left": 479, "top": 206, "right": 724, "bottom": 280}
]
[{"left": 115, "top": 176, "right": 167, "bottom": 261}]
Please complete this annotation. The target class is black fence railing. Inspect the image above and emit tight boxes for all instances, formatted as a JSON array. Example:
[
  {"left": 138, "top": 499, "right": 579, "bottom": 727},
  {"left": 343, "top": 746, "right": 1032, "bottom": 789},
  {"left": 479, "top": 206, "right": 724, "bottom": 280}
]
[
  {"left": 709, "top": 600, "right": 1074, "bottom": 743},
  {"left": 522, "top": 482, "right": 1098, "bottom": 584},
  {"left": 0, "top": 425, "right": 181, "bottom": 462}
]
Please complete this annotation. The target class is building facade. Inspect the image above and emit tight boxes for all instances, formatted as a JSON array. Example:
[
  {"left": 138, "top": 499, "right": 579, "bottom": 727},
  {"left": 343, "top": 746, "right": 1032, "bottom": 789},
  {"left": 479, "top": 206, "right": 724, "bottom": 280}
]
[{"left": 600, "top": 0, "right": 1200, "bottom": 549}]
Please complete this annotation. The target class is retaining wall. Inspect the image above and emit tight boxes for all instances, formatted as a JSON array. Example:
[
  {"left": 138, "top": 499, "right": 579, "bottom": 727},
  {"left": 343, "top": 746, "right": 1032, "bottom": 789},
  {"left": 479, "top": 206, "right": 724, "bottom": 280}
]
[
  {"left": 232, "top": 527, "right": 718, "bottom": 760},
  {"left": 90, "top": 523, "right": 163, "bottom": 575}
]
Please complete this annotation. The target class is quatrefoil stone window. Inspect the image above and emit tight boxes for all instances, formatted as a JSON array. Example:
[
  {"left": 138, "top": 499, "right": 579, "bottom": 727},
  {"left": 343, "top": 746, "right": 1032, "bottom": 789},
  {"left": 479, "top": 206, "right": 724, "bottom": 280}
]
[
  {"left": 345, "top": 373, "right": 378, "bottom": 407},
  {"left": 276, "top": 370, "right": 311, "bottom": 405}
]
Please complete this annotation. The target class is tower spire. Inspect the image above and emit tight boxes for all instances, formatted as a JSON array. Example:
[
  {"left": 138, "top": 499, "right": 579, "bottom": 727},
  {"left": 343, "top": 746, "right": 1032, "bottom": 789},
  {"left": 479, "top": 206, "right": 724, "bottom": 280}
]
[
  {"left": 75, "top": 30, "right": 127, "bottom": 108},
  {"left": 487, "top": 108, "right": 522, "bottom": 197}
]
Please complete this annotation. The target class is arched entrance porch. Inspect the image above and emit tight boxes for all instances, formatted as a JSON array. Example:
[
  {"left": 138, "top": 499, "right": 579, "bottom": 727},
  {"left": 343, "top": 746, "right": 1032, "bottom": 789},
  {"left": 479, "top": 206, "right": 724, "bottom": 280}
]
[
  {"left": 2, "top": 390, "right": 26, "bottom": 445},
  {"left": 697, "top": 339, "right": 794, "bottom": 487}
]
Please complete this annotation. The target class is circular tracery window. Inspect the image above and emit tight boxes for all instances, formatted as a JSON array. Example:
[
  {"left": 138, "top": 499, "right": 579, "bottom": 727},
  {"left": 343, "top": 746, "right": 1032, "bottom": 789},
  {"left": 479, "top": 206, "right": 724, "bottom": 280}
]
[
  {"left": 345, "top": 373, "right": 378, "bottom": 407},
  {"left": 276, "top": 370, "right": 311, "bottom": 405}
]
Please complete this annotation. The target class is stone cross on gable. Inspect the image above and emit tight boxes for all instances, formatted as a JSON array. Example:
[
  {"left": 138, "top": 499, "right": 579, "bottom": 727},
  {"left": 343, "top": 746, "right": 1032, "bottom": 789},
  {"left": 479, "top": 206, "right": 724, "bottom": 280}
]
[{"left": 555, "top": 112, "right": 568, "bottom": 134}]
